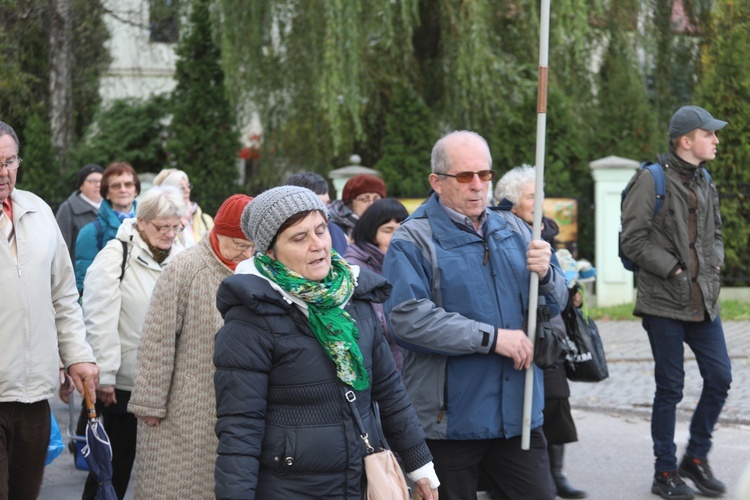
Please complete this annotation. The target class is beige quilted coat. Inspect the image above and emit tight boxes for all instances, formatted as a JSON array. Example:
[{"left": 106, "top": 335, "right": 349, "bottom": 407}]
[{"left": 128, "top": 236, "right": 232, "bottom": 499}]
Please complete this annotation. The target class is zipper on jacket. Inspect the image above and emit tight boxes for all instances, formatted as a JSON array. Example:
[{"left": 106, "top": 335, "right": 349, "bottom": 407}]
[
  {"left": 437, "top": 364, "right": 449, "bottom": 424},
  {"left": 483, "top": 243, "right": 489, "bottom": 266},
  {"left": 437, "top": 405, "right": 446, "bottom": 424}
]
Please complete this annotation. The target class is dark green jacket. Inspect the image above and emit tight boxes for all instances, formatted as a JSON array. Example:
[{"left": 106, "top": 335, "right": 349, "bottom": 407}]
[{"left": 620, "top": 150, "right": 723, "bottom": 321}]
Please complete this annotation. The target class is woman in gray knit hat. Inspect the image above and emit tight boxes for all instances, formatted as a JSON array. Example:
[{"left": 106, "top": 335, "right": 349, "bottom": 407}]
[{"left": 213, "top": 186, "right": 439, "bottom": 499}]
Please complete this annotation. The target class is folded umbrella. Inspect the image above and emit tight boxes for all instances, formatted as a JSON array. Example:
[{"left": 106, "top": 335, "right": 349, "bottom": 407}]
[
  {"left": 82, "top": 386, "right": 118, "bottom": 500},
  {"left": 66, "top": 392, "right": 90, "bottom": 471}
]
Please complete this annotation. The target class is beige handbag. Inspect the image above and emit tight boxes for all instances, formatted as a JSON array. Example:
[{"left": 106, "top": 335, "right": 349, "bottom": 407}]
[
  {"left": 344, "top": 390, "right": 410, "bottom": 500},
  {"left": 364, "top": 447, "right": 409, "bottom": 500}
]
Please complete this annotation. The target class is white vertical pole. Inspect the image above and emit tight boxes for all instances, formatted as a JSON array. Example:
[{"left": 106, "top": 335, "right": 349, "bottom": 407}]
[{"left": 522, "top": 0, "right": 551, "bottom": 451}]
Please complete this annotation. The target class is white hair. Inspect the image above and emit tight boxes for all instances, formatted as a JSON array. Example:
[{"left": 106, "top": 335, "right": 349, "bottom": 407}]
[
  {"left": 493, "top": 164, "right": 536, "bottom": 206},
  {"left": 153, "top": 168, "right": 189, "bottom": 188},
  {"left": 136, "top": 185, "right": 185, "bottom": 221}
]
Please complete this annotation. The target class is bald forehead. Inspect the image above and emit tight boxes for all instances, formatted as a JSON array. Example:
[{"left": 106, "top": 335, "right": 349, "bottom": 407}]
[
  {"left": 443, "top": 133, "right": 490, "bottom": 161},
  {"left": 442, "top": 131, "right": 485, "bottom": 147}
]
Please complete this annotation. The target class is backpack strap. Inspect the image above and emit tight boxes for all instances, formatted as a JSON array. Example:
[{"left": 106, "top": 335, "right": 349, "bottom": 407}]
[
  {"left": 642, "top": 162, "right": 667, "bottom": 216},
  {"left": 94, "top": 219, "right": 104, "bottom": 250},
  {"left": 119, "top": 240, "right": 128, "bottom": 281}
]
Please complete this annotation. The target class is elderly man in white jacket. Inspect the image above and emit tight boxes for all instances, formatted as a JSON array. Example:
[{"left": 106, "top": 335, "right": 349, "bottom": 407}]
[{"left": 0, "top": 121, "right": 100, "bottom": 499}]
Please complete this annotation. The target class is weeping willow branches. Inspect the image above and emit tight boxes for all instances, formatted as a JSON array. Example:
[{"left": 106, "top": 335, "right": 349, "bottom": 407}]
[{"left": 215, "top": 0, "right": 643, "bottom": 171}]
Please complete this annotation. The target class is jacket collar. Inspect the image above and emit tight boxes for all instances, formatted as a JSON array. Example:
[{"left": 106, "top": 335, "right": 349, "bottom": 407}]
[
  {"left": 8, "top": 188, "right": 38, "bottom": 222},
  {"left": 233, "top": 256, "right": 391, "bottom": 307},
  {"left": 667, "top": 144, "right": 703, "bottom": 176},
  {"left": 414, "top": 194, "right": 509, "bottom": 250},
  {"left": 344, "top": 242, "right": 384, "bottom": 274}
]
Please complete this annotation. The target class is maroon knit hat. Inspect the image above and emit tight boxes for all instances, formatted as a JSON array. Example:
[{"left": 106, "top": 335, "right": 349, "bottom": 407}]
[
  {"left": 341, "top": 174, "right": 387, "bottom": 204},
  {"left": 212, "top": 194, "right": 254, "bottom": 239}
]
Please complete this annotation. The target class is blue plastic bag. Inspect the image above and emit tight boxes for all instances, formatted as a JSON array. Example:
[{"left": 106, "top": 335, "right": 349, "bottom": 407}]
[{"left": 45, "top": 411, "right": 65, "bottom": 466}]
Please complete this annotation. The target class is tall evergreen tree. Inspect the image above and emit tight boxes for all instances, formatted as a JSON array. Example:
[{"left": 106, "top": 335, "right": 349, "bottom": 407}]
[
  {"left": 166, "top": 0, "right": 240, "bottom": 214},
  {"left": 17, "top": 113, "right": 67, "bottom": 205},
  {"left": 374, "top": 84, "right": 434, "bottom": 198},
  {"left": 70, "top": 96, "right": 171, "bottom": 174},
  {"left": 644, "top": 0, "right": 711, "bottom": 130},
  {"left": 694, "top": 0, "right": 750, "bottom": 283},
  {"left": 591, "top": 14, "right": 658, "bottom": 161}
]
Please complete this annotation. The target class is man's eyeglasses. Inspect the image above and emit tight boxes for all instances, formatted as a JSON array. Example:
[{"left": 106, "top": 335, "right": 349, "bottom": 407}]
[
  {"left": 438, "top": 170, "right": 495, "bottom": 183},
  {"left": 231, "top": 238, "right": 255, "bottom": 253},
  {"left": 0, "top": 156, "right": 22, "bottom": 171},
  {"left": 149, "top": 221, "right": 184, "bottom": 235},
  {"left": 109, "top": 181, "right": 135, "bottom": 190},
  {"left": 354, "top": 194, "right": 382, "bottom": 204},
  {"left": 85, "top": 178, "right": 102, "bottom": 185}
]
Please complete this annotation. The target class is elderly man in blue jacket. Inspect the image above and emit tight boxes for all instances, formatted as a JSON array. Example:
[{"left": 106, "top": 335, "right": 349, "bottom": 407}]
[{"left": 383, "top": 130, "right": 567, "bottom": 499}]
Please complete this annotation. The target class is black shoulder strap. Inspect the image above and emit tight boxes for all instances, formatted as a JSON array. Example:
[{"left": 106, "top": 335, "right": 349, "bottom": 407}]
[
  {"left": 94, "top": 219, "right": 104, "bottom": 250},
  {"left": 119, "top": 240, "right": 128, "bottom": 281}
]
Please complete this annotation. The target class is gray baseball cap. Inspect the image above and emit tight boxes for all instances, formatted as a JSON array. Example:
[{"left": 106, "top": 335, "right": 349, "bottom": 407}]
[{"left": 669, "top": 106, "right": 727, "bottom": 138}]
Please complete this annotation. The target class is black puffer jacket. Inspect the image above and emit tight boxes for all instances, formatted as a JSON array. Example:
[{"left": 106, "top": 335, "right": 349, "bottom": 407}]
[{"left": 214, "top": 267, "right": 432, "bottom": 499}]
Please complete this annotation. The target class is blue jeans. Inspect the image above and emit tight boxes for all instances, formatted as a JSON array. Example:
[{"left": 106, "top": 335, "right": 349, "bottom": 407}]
[{"left": 642, "top": 314, "right": 732, "bottom": 473}]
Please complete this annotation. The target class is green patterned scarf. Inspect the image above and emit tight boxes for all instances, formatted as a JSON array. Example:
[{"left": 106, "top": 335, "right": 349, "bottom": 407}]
[{"left": 255, "top": 252, "right": 371, "bottom": 390}]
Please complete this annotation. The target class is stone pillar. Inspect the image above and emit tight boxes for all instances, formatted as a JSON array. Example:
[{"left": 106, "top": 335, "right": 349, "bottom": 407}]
[
  {"left": 590, "top": 156, "right": 640, "bottom": 307},
  {"left": 327, "top": 155, "right": 382, "bottom": 201}
]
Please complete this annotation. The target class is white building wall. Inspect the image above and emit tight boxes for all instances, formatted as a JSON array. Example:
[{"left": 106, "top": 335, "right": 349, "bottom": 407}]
[
  {"left": 99, "top": 0, "right": 177, "bottom": 102},
  {"left": 590, "top": 156, "right": 640, "bottom": 307}
]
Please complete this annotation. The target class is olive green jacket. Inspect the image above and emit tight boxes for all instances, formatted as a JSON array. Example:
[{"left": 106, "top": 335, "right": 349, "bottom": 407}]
[{"left": 620, "top": 150, "right": 723, "bottom": 321}]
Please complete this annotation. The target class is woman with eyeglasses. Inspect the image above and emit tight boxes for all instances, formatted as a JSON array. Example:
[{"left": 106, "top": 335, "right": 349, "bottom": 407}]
[
  {"left": 81, "top": 186, "right": 185, "bottom": 500},
  {"left": 127, "top": 194, "right": 254, "bottom": 499},
  {"left": 327, "top": 173, "right": 386, "bottom": 240},
  {"left": 153, "top": 168, "right": 214, "bottom": 248},
  {"left": 75, "top": 162, "right": 141, "bottom": 294}
]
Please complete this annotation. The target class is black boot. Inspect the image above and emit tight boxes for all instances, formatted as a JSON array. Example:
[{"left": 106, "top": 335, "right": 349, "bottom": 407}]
[{"left": 548, "top": 443, "right": 587, "bottom": 499}]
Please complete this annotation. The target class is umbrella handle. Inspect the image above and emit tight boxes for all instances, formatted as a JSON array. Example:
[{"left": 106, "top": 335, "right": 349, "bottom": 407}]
[{"left": 83, "top": 385, "right": 97, "bottom": 420}]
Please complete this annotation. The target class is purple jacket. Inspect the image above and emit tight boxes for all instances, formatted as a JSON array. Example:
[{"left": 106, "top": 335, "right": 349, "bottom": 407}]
[{"left": 343, "top": 242, "right": 404, "bottom": 373}]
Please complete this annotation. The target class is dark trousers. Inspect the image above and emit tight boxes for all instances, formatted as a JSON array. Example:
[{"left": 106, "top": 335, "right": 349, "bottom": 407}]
[
  {"left": 643, "top": 314, "right": 732, "bottom": 473},
  {"left": 427, "top": 429, "right": 556, "bottom": 500},
  {"left": 0, "top": 400, "right": 50, "bottom": 500},
  {"left": 82, "top": 390, "right": 136, "bottom": 500}
]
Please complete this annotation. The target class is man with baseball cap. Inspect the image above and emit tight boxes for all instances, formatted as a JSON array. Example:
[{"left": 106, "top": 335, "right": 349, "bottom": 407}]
[{"left": 621, "top": 106, "right": 731, "bottom": 500}]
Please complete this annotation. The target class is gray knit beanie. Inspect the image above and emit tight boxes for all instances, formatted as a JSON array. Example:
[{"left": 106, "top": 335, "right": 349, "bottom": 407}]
[{"left": 243, "top": 185, "right": 327, "bottom": 254}]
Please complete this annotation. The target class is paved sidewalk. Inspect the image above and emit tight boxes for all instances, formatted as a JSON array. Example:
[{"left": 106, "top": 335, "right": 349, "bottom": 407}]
[
  {"left": 40, "top": 320, "right": 750, "bottom": 499},
  {"left": 570, "top": 320, "right": 750, "bottom": 425}
]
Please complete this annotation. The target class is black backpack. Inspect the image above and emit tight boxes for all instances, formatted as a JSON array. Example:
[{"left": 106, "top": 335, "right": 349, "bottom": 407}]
[{"left": 619, "top": 159, "right": 711, "bottom": 272}]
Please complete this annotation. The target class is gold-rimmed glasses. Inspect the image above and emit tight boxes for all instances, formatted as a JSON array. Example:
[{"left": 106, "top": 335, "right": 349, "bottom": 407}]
[
  {"left": 0, "top": 156, "right": 22, "bottom": 171},
  {"left": 149, "top": 221, "right": 184, "bottom": 235}
]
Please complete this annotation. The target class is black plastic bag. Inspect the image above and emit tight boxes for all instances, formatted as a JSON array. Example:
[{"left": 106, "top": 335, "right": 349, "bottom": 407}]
[
  {"left": 562, "top": 306, "right": 609, "bottom": 382},
  {"left": 533, "top": 298, "right": 570, "bottom": 369}
]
